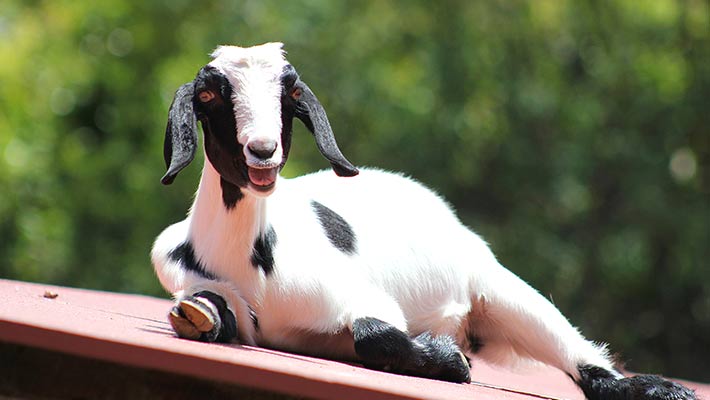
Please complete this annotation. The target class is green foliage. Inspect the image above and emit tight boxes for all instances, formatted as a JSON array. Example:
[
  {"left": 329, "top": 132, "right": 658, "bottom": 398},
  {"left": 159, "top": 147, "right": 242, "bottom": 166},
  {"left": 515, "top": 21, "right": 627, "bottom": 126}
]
[{"left": 0, "top": 0, "right": 708, "bottom": 380}]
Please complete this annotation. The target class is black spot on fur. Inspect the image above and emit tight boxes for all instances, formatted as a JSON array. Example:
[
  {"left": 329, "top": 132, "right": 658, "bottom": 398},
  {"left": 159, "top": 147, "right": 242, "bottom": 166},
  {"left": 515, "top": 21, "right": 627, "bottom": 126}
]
[
  {"left": 352, "top": 317, "right": 470, "bottom": 383},
  {"left": 220, "top": 177, "right": 243, "bottom": 209},
  {"left": 576, "top": 364, "right": 697, "bottom": 400},
  {"left": 311, "top": 200, "right": 357, "bottom": 255},
  {"left": 168, "top": 242, "right": 218, "bottom": 281},
  {"left": 250, "top": 226, "right": 277, "bottom": 275}
]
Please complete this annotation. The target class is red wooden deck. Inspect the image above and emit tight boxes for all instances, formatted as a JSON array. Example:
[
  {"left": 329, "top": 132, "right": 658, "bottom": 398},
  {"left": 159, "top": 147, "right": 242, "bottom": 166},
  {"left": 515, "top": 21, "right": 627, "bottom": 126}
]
[{"left": 1, "top": 278, "right": 707, "bottom": 400}]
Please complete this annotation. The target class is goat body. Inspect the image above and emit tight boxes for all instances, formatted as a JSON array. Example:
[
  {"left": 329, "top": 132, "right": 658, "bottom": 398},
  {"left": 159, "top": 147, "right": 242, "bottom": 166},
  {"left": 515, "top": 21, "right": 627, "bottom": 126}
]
[{"left": 152, "top": 43, "right": 696, "bottom": 399}]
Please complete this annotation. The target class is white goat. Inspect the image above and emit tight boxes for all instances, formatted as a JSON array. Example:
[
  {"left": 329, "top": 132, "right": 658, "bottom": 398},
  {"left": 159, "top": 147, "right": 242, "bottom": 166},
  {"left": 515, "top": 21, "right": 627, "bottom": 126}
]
[{"left": 152, "top": 43, "right": 695, "bottom": 399}]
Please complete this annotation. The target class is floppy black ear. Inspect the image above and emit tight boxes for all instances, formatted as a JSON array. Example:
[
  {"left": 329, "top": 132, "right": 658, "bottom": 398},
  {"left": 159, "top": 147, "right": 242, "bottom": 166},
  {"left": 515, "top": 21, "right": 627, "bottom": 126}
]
[
  {"left": 161, "top": 82, "right": 198, "bottom": 185},
  {"left": 295, "top": 83, "right": 359, "bottom": 177}
]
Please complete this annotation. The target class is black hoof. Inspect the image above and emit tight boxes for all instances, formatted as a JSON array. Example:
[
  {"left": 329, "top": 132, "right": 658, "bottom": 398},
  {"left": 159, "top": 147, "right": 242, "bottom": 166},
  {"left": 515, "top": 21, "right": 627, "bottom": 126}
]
[
  {"left": 578, "top": 365, "right": 697, "bottom": 400},
  {"left": 411, "top": 332, "right": 471, "bottom": 383},
  {"left": 168, "top": 291, "right": 237, "bottom": 343},
  {"left": 622, "top": 375, "right": 696, "bottom": 400}
]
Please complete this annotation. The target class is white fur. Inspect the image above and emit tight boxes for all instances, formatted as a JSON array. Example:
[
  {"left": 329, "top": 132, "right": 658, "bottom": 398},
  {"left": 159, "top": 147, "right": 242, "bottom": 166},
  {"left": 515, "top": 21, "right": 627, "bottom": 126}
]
[
  {"left": 209, "top": 43, "right": 287, "bottom": 170},
  {"left": 152, "top": 43, "right": 621, "bottom": 381}
]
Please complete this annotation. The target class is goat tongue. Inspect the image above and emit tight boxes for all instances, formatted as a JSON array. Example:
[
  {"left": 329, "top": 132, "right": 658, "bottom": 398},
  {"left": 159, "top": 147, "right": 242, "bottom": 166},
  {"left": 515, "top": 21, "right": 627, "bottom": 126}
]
[{"left": 248, "top": 167, "right": 278, "bottom": 187}]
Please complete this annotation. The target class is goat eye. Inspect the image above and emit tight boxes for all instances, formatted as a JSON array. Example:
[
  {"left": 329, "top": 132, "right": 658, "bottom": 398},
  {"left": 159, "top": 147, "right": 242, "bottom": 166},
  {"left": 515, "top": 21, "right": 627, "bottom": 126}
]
[
  {"left": 198, "top": 90, "right": 216, "bottom": 103},
  {"left": 290, "top": 87, "right": 302, "bottom": 101}
]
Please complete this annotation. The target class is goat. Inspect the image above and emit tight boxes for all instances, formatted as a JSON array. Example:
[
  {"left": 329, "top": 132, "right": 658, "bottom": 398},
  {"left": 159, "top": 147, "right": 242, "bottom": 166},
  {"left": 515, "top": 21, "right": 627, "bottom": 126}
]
[{"left": 151, "top": 43, "right": 696, "bottom": 399}]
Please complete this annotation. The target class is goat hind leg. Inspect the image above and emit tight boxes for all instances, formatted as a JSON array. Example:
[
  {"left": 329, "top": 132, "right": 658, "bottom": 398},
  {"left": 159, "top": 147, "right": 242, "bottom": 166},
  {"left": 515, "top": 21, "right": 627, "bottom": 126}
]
[
  {"left": 352, "top": 317, "right": 470, "bottom": 383},
  {"left": 468, "top": 259, "right": 697, "bottom": 399}
]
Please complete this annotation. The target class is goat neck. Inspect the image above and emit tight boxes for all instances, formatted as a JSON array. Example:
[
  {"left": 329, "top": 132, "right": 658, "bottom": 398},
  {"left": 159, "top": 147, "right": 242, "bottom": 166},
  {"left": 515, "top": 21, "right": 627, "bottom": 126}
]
[{"left": 189, "top": 160, "right": 269, "bottom": 286}]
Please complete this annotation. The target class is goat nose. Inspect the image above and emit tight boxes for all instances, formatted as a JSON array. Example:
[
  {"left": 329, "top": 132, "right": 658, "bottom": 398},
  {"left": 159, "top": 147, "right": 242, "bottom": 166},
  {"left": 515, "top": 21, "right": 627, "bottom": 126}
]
[{"left": 247, "top": 140, "right": 278, "bottom": 160}]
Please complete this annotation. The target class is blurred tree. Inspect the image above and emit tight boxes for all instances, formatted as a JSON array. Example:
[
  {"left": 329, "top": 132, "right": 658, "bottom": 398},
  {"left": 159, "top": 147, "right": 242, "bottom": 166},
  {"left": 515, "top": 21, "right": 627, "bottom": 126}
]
[{"left": 0, "top": 0, "right": 707, "bottom": 381}]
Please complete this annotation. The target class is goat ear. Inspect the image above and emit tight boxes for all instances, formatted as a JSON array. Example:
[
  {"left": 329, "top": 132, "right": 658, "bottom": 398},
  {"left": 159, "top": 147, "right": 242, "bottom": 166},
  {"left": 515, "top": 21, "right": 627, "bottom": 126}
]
[
  {"left": 295, "top": 83, "right": 359, "bottom": 177},
  {"left": 161, "top": 82, "right": 198, "bottom": 185}
]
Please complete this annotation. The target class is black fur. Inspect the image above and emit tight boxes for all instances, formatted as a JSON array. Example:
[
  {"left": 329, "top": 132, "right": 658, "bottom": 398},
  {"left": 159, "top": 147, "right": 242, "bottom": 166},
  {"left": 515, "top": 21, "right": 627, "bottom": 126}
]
[
  {"left": 250, "top": 226, "right": 277, "bottom": 275},
  {"left": 162, "top": 63, "right": 357, "bottom": 203},
  {"left": 352, "top": 317, "right": 470, "bottom": 383},
  {"left": 576, "top": 365, "right": 697, "bottom": 400},
  {"left": 162, "top": 82, "right": 198, "bottom": 185},
  {"left": 194, "top": 66, "right": 250, "bottom": 193},
  {"left": 311, "top": 200, "right": 357, "bottom": 255},
  {"left": 161, "top": 66, "right": 249, "bottom": 209},
  {"left": 280, "top": 64, "right": 358, "bottom": 177},
  {"left": 220, "top": 177, "right": 244, "bottom": 210},
  {"left": 353, "top": 317, "right": 414, "bottom": 367},
  {"left": 163, "top": 61, "right": 358, "bottom": 205},
  {"left": 168, "top": 242, "right": 218, "bottom": 281}
]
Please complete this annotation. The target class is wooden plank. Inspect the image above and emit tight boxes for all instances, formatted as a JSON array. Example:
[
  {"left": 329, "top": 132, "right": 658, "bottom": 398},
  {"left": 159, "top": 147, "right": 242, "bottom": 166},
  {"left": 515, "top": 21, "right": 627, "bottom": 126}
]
[{"left": 1, "top": 279, "right": 706, "bottom": 400}]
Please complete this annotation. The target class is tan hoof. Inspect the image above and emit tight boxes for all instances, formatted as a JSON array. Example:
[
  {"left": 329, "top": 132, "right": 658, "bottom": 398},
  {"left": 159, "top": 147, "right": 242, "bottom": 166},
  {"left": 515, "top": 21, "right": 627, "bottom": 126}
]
[
  {"left": 179, "top": 297, "right": 216, "bottom": 333},
  {"left": 168, "top": 308, "right": 202, "bottom": 340}
]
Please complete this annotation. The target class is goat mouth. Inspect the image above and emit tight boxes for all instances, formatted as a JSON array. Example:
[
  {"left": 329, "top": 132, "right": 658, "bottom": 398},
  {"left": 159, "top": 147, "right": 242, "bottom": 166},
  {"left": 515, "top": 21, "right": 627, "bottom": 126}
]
[{"left": 247, "top": 166, "right": 279, "bottom": 191}]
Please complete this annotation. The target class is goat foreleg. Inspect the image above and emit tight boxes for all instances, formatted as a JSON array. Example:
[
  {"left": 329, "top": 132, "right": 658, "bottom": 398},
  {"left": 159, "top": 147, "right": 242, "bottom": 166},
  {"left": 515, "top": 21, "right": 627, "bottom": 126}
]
[{"left": 151, "top": 221, "right": 256, "bottom": 345}]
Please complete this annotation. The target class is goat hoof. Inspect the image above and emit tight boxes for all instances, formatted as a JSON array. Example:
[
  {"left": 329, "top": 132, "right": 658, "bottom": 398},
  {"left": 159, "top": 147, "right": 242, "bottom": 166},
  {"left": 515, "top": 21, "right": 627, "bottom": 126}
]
[
  {"left": 168, "top": 294, "right": 222, "bottom": 342},
  {"left": 167, "top": 291, "right": 237, "bottom": 343},
  {"left": 411, "top": 333, "right": 471, "bottom": 383},
  {"left": 579, "top": 366, "right": 697, "bottom": 400},
  {"left": 168, "top": 306, "right": 202, "bottom": 340},
  {"left": 443, "top": 350, "right": 472, "bottom": 384},
  {"left": 179, "top": 297, "right": 217, "bottom": 332},
  {"left": 621, "top": 375, "right": 696, "bottom": 400}
]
